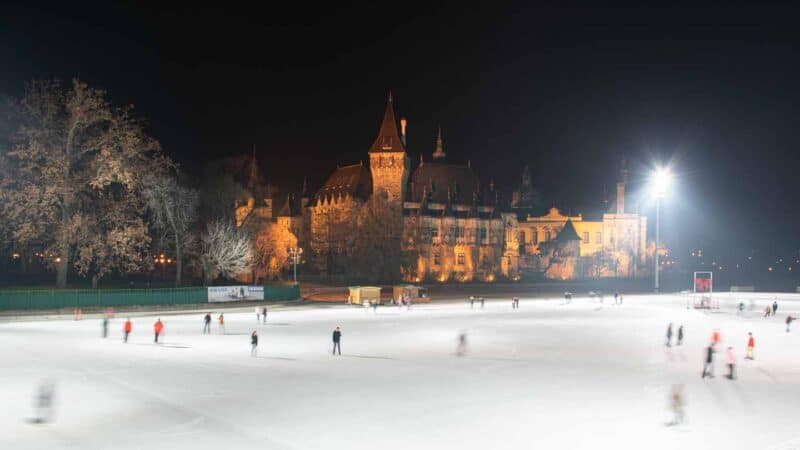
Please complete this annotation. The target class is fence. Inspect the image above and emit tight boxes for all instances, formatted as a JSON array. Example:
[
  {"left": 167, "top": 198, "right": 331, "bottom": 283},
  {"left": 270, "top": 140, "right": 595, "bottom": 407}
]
[
  {"left": 0, "top": 287, "right": 208, "bottom": 311},
  {"left": 264, "top": 284, "right": 300, "bottom": 301}
]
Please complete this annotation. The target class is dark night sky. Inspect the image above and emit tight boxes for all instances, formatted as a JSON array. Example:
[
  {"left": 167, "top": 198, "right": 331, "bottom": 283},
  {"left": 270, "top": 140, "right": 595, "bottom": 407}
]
[{"left": 2, "top": 1, "right": 800, "bottom": 266}]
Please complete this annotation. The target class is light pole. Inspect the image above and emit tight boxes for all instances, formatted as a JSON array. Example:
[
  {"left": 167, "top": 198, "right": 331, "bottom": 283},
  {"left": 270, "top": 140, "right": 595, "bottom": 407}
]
[
  {"left": 289, "top": 247, "right": 303, "bottom": 284},
  {"left": 652, "top": 168, "right": 672, "bottom": 292}
]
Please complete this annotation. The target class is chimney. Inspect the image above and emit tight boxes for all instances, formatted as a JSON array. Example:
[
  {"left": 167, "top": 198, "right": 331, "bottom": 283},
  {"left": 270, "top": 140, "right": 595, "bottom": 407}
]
[
  {"left": 400, "top": 117, "right": 407, "bottom": 147},
  {"left": 616, "top": 159, "right": 628, "bottom": 215}
]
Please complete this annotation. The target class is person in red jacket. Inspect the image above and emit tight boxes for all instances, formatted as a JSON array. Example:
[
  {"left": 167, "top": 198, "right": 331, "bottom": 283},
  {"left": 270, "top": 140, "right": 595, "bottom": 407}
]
[
  {"left": 154, "top": 319, "right": 164, "bottom": 343},
  {"left": 123, "top": 319, "right": 132, "bottom": 343},
  {"left": 746, "top": 332, "right": 755, "bottom": 360}
]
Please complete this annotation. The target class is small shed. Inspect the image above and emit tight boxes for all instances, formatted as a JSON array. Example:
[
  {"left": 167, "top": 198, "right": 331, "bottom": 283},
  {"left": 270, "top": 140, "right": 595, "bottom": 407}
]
[
  {"left": 392, "top": 285, "right": 430, "bottom": 304},
  {"left": 347, "top": 286, "right": 382, "bottom": 305}
]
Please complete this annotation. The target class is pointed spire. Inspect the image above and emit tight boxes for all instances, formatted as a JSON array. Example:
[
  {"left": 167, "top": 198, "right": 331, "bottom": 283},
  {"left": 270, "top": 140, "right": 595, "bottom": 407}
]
[
  {"left": 248, "top": 145, "right": 258, "bottom": 191},
  {"left": 432, "top": 126, "right": 446, "bottom": 160},
  {"left": 369, "top": 93, "right": 405, "bottom": 153},
  {"left": 302, "top": 176, "right": 307, "bottom": 195}
]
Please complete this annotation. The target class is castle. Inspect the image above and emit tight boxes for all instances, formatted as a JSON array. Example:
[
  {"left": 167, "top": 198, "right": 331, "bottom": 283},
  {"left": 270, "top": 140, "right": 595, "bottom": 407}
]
[{"left": 236, "top": 95, "right": 651, "bottom": 282}]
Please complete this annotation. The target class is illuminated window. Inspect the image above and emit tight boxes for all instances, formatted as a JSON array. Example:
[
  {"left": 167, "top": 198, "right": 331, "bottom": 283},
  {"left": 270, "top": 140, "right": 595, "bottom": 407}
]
[
  {"left": 480, "top": 227, "right": 487, "bottom": 242},
  {"left": 431, "top": 227, "right": 438, "bottom": 238},
  {"left": 457, "top": 253, "right": 465, "bottom": 265},
  {"left": 532, "top": 228, "right": 538, "bottom": 244},
  {"left": 433, "top": 252, "right": 441, "bottom": 265},
  {"left": 456, "top": 226, "right": 465, "bottom": 238},
  {"left": 519, "top": 231, "right": 526, "bottom": 244},
  {"left": 545, "top": 229, "right": 551, "bottom": 241}
]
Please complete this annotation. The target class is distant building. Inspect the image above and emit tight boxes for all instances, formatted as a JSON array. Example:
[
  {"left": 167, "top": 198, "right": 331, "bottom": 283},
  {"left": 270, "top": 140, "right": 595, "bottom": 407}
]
[{"left": 239, "top": 95, "right": 650, "bottom": 282}]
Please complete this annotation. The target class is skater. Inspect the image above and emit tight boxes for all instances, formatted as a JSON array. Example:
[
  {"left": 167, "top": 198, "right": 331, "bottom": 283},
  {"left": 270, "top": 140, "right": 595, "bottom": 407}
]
[
  {"left": 512, "top": 297, "right": 519, "bottom": 309},
  {"left": 786, "top": 315, "right": 795, "bottom": 332},
  {"left": 154, "top": 318, "right": 163, "bottom": 343},
  {"left": 665, "top": 323, "right": 673, "bottom": 347},
  {"left": 773, "top": 300, "right": 778, "bottom": 316},
  {"left": 31, "top": 380, "right": 55, "bottom": 424},
  {"left": 262, "top": 307, "right": 267, "bottom": 324},
  {"left": 614, "top": 291, "right": 619, "bottom": 305},
  {"left": 218, "top": 313, "right": 225, "bottom": 334},
  {"left": 764, "top": 305, "right": 772, "bottom": 318},
  {"left": 470, "top": 296, "right": 475, "bottom": 309},
  {"left": 406, "top": 295, "right": 412, "bottom": 310},
  {"left": 702, "top": 344, "right": 715, "bottom": 378},
  {"left": 737, "top": 302, "right": 745, "bottom": 314},
  {"left": 677, "top": 325, "right": 684, "bottom": 346},
  {"left": 123, "top": 318, "right": 132, "bottom": 343},
  {"left": 456, "top": 331, "right": 467, "bottom": 356},
  {"left": 251, "top": 331, "right": 258, "bottom": 356},
  {"left": 725, "top": 346, "right": 736, "bottom": 379},
  {"left": 255, "top": 306, "right": 261, "bottom": 323},
  {"left": 480, "top": 297, "right": 485, "bottom": 308},
  {"left": 373, "top": 300, "right": 378, "bottom": 312},
  {"left": 711, "top": 329, "right": 721, "bottom": 346},
  {"left": 619, "top": 292, "right": 623, "bottom": 304},
  {"left": 746, "top": 332, "right": 755, "bottom": 359},
  {"left": 332, "top": 326, "right": 342, "bottom": 355},
  {"left": 102, "top": 316, "right": 109, "bottom": 338},
  {"left": 667, "top": 384, "right": 685, "bottom": 426},
  {"left": 203, "top": 313, "right": 212, "bottom": 334}
]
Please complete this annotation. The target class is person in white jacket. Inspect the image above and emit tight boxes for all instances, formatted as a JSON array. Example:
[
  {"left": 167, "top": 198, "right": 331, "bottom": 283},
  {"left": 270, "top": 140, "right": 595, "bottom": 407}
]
[
  {"left": 255, "top": 306, "right": 261, "bottom": 323},
  {"left": 726, "top": 346, "right": 737, "bottom": 380}
]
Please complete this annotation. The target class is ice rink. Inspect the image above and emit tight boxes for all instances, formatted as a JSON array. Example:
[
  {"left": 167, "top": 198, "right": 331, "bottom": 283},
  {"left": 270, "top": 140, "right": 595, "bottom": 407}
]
[{"left": 3, "top": 293, "right": 800, "bottom": 450}]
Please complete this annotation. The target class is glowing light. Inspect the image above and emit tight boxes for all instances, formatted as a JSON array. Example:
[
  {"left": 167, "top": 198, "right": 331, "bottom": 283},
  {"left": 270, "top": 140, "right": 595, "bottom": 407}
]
[
  {"left": 768, "top": 266, "right": 773, "bottom": 272},
  {"left": 651, "top": 167, "right": 673, "bottom": 198}
]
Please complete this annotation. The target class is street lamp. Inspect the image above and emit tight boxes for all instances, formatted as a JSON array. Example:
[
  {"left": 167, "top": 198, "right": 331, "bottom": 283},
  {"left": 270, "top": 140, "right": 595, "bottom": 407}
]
[
  {"left": 288, "top": 247, "right": 303, "bottom": 284},
  {"left": 652, "top": 167, "right": 672, "bottom": 292}
]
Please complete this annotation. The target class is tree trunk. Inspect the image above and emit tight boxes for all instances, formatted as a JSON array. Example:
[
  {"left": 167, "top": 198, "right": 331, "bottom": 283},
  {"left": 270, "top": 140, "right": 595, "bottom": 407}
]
[
  {"left": 174, "top": 239, "right": 183, "bottom": 287},
  {"left": 91, "top": 274, "right": 99, "bottom": 289}
]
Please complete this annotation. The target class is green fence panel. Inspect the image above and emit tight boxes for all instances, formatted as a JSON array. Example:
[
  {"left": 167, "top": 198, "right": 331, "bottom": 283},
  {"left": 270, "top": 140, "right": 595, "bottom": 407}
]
[
  {"left": 0, "top": 287, "right": 208, "bottom": 311},
  {"left": 263, "top": 284, "right": 300, "bottom": 301}
]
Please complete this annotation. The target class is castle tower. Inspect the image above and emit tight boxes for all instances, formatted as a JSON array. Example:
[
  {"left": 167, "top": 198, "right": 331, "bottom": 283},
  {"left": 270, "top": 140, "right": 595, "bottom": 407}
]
[
  {"left": 369, "top": 93, "right": 410, "bottom": 204},
  {"left": 616, "top": 159, "right": 628, "bottom": 215},
  {"left": 432, "top": 126, "right": 446, "bottom": 160}
]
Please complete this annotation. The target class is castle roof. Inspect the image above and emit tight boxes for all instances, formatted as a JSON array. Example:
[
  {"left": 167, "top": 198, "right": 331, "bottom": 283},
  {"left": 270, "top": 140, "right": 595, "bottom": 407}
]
[
  {"left": 369, "top": 94, "right": 406, "bottom": 154},
  {"left": 555, "top": 218, "right": 582, "bottom": 242},
  {"left": 408, "top": 162, "right": 478, "bottom": 204},
  {"left": 316, "top": 164, "right": 373, "bottom": 203}
]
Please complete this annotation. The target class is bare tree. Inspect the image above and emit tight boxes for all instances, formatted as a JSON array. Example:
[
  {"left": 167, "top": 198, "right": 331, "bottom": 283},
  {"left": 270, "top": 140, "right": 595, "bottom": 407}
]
[
  {"left": 2, "top": 79, "right": 166, "bottom": 287},
  {"left": 199, "top": 220, "right": 253, "bottom": 286},
  {"left": 144, "top": 177, "right": 199, "bottom": 286}
]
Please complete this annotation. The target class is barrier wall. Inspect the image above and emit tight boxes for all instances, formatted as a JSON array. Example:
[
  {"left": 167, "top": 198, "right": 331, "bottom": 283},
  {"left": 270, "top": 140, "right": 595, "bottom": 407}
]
[{"left": 0, "top": 287, "right": 208, "bottom": 311}]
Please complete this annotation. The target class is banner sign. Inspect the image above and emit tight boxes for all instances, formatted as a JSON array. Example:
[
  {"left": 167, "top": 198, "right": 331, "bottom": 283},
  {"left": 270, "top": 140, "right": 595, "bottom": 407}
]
[
  {"left": 693, "top": 272, "right": 713, "bottom": 293},
  {"left": 208, "top": 286, "right": 264, "bottom": 302}
]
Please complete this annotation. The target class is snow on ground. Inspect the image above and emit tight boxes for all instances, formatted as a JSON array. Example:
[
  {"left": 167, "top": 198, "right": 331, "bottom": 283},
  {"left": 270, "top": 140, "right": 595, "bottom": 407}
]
[{"left": 2, "top": 293, "right": 800, "bottom": 450}]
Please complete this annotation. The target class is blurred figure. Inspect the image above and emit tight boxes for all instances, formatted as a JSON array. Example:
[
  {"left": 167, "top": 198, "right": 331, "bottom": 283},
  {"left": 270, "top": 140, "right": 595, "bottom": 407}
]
[
  {"left": 218, "top": 313, "right": 225, "bottom": 334},
  {"left": 332, "top": 326, "right": 342, "bottom": 355},
  {"left": 373, "top": 300, "right": 378, "bottom": 312},
  {"left": 764, "top": 305, "right": 772, "bottom": 318},
  {"left": 667, "top": 384, "right": 685, "bottom": 426},
  {"left": 702, "top": 344, "right": 715, "bottom": 378},
  {"left": 203, "top": 313, "right": 211, "bottom": 334},
  {"left": 619, "top": 293, "right": 624, "bottom": 304},
  {"left": 512, "top": 297, "right": 519, "bottom": 309},
  {"left": 677, "top": 325, "right": 684, "bottom": 346},
  {"left": 746, "top": 332, "right": 755, "bottom": 360},
  {"left": 711, "top": 329, "right": 721, "bottom": 346},
  {"left": 255, "top": 306, "right": 261, "bottom": 322},
  {"left": 773, "top": 300, "right": 778, "bottom": 316},
  {"left": 470, "top": 296, "right": 475, "bottom": 309},
  {"left": 154, "top": 318, "right": 163, "bottom": 343},
  {"left": 31, "top": 380, "right": 56, "bottom": 424},
  {"left": 102, "top": 316, "right": 109, "bottom": 338},
  {"left": 665, "top": 323, "right": 673, "bottom": 347},
  {"left": 737, "top": 302, "right": 745, "bottom": 314},
  {"left": 787, "top": 315, "right": 795, "bottom": 333},
  {"left": 614, "top": 291, "right": 619, "bottom": 304},
  {"left": 726, "top": 346, "right": 737, "bottom": 380},
  {"left": 456, "top": 332, "right": 468, "bottom": 356},
  {"left": 480, "top": 297, "right": 485, "bottom": 308},
  {"left": 262, "top": 307, "right": 267, "bottom": 324},
  {"left": 251, "top": 331, "right": 258, "bottom": 356},
  {"left": 123, "top": 318, "right": 132, "bottom": 343}
]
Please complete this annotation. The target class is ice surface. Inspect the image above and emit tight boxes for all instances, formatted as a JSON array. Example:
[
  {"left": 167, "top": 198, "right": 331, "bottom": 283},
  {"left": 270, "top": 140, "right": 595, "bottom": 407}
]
[{"left": 2, "top": 293, "right": 800, "bottom": 449}]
